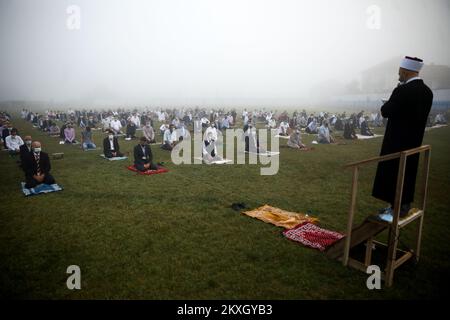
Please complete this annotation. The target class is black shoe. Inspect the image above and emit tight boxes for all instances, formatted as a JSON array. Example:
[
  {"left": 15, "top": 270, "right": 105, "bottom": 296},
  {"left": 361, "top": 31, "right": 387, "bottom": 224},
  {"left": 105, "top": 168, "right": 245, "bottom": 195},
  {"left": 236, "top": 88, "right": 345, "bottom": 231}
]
[
  {"left": 231, "top": 202, "right": 247, "bottom": 211},
  {"left": 400, "top": 203, "right": 411, "bottom": 218}
]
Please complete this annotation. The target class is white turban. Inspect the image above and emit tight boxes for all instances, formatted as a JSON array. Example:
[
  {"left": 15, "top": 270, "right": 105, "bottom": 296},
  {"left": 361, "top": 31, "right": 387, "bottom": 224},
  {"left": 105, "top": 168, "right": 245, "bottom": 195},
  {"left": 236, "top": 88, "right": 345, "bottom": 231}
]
[{"left": 400, "top": 56, "right": 424, "bottom": 72}]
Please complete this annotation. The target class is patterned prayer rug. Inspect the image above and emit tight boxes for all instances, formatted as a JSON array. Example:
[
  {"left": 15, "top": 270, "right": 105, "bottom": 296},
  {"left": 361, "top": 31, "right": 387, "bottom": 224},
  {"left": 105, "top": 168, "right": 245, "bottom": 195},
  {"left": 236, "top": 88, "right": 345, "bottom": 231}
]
[{"left": 283, "top": 222, "right": 344, "bottom": 251}]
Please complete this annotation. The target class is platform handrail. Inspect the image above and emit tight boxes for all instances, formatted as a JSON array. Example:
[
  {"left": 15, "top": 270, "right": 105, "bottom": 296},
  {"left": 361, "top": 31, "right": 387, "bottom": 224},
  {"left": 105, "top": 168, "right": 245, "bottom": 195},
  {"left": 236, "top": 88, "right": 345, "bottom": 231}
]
[
  {"left": 344, "top": 145, "right": 431, "bottom": 168},
  {"left": 341, "top": 144, "right": 431, "bottom": 288}
]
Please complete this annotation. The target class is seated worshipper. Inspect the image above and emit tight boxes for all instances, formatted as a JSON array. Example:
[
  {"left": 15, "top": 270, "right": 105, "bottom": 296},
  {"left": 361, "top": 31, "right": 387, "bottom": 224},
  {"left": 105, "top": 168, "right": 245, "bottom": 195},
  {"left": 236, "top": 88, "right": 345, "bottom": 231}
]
[
  {"left": 204, "top": 122, "right": 218, "bottom": 142},
  {"left": 64, "top": 123, "right": 77, "bottom": 144},
  {"left": 202, "top": 130, "right": 222, "bottom": 163},
  {"left": 110, "top": 116, "right": 123, "bottom": 134},
  {"left": 360, "top": 117, "right": 374, "bottom": 136},
  {"left": 244, "top": 123, "right": 261, "bottom": 153},
  {"left": 20, "top": 135, "right": 33, "bottom": 167},
  {"left": 177, "top": 123, "right": 190, "bottom": 141},
  {"left": 220, "top": 116, "right": 229, "bottom": 130},
  {"left": 317, "top": 121, "right": 335, "bottom": 144},
  {"left": 143, "top": 122, "right": 156, "bottom": 144},
  {"left": 161, "top": 125, "right": 176, "bottom": 151},
  {"left": 200, "top": 116, "right": 210, "bottom": 128},
  {"left": 278, "top": 121, "right": 290, "bottom": 136},
  {"left": 5, "top": 128, "right": 24, "bottom": 156},
  {"left": 103, "top": 130, "right": 124, "bottom": 158},
  {"left": 81, "top": 126, "right": 96, "bottom": 150},
  {"left": 287, "top": 128, "right": 307, "bottom": 149},
  {"left": 48, "top": 122, "right": 60, "bottom": 136},
  {"left": 125, "top": 120, "right": 137, "bottom": 140},
  {"left": 343, "top": 120, "right": 357, "bottom": 140},
  {"left": 2, "top": 122, "right": 13, "bottom": 149},
  {"left": 334, "top": 117, "right": 344, "bottom": 131},
  {"left": 267, "top": 118, "right": 277, "bottom": 129},
  {"left": 134, "top": 137, "right": 158, "bottom": 171},
  {"left": 434, "top": 113, "right": 447, "bottom": 125},
  {"left": 305, "top": 118, "right": 318, "bottom": 134},
  {"left": 59, "top": 122, "right": 68, "bottom": 141},
  {"left": 160, "top": 123, "right": 169, "bottom": 137},
  {"left": 23, "top": 141, "right": 56, "bottom": 188}
]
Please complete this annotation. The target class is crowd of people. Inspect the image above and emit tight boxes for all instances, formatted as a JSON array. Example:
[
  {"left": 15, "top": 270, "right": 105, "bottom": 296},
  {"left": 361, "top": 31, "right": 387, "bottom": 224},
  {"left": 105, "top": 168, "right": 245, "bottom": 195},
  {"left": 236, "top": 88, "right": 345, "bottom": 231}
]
[{"left": 1, "top": 106, "right": 448, "bottom": 189}]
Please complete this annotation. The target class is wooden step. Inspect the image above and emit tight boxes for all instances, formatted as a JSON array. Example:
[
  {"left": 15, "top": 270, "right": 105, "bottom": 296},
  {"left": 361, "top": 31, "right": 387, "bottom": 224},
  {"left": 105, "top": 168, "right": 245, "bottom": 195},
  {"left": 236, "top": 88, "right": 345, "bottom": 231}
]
[{"left": 325, "top": 219, "right": 387, "bottom": 260}]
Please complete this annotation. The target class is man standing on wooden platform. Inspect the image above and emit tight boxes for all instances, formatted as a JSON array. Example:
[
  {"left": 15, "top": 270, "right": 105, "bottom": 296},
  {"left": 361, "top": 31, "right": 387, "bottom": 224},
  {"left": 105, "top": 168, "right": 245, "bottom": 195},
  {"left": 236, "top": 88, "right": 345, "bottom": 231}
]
[{"left": 373, "top": 56, "right": 433, "bottom": 222}]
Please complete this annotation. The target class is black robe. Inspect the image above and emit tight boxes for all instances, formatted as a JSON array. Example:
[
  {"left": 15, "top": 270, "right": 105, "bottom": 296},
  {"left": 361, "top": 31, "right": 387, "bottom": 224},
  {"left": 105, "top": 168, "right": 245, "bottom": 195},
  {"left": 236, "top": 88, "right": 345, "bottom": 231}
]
[{"left": 372, "top": 79, "right": 433, "bottom": 204}]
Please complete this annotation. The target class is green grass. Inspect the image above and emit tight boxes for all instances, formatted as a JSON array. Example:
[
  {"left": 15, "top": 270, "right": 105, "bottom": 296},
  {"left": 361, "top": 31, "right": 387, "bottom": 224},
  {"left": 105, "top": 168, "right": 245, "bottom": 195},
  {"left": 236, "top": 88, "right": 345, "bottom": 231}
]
[{"left": 0, "top": 117, "right": 449, "bottom": 299}]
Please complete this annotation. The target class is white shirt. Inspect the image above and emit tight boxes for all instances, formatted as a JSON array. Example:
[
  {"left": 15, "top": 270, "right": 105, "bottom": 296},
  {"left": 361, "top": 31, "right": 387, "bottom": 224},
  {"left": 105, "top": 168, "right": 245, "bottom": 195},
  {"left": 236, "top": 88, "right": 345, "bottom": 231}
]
[
  {"left": 109, "top": 139, "right": 115, "bottom": 150},
  {"left": 130, "top": 115, "right": 140, "bottom": 127},
  {"left": 163, "top": 129, "right": 172, "bottom": 143},
  {"left": 204, "top": 126, "right": 218, "bottom": 141},
  {"left": 5, "top": 135, "right": 24, "bottom": 150},
  {"left": 110, "top": 120, "right": 122, "bottom": 131}
]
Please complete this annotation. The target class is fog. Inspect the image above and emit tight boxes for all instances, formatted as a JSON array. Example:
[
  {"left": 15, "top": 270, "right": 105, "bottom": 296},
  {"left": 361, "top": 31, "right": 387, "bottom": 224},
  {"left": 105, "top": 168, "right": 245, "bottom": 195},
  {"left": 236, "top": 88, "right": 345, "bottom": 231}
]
[{"left": 0, "top": 0, "right": 449, "bottom": 108}]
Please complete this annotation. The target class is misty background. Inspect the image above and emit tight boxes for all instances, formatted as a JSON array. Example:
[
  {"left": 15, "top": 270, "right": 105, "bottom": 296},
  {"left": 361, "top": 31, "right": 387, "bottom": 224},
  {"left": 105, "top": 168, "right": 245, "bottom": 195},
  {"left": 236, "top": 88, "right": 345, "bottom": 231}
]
[{"left": 0, "top": 0, "right": 449, "bottom": 109}]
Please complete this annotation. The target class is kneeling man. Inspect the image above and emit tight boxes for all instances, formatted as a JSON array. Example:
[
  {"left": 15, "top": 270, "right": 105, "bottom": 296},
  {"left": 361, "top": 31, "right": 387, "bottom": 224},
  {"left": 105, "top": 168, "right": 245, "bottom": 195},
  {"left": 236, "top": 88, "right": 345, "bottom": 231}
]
[
  {"left": 23, "top": 141, "right": 56, "bottom": 188},
  {"left": 134, "top": 137, "right": 158, "bottom": 171}
]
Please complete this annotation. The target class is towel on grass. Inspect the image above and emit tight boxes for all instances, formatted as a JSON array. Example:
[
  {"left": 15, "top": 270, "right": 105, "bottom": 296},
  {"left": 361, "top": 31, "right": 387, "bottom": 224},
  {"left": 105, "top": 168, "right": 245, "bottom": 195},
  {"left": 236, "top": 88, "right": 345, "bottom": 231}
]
[
  {"left": 425, "top": 124, "right": 447, "bottom": 131},
  {"left": 126, "top": 165, "right": 168, "bottom": 175},
  {"left": 194, "top": 157, "right": 232, "bottom": 164},
  {"left": 283, "top": 222, "right": 344, "bottom": 251},
  {"left": 100, "top": 154, "right": 128, "bottom": 161},
  {"left": 21, "top": 182, "right": 63, "bottom": 196},
  {"left": 242, "top": 204, "right": 318, "bottom": 229},
  {"left": 355, "top": 134, "right": 383, "bottom": 140}
]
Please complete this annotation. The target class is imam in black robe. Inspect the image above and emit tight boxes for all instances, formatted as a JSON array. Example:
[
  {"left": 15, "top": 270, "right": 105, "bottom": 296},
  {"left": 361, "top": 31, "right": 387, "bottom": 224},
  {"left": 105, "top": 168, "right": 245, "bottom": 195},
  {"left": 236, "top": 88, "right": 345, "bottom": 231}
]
[{"left": 372, "top": 79, "right": 433, "bottom": 205}]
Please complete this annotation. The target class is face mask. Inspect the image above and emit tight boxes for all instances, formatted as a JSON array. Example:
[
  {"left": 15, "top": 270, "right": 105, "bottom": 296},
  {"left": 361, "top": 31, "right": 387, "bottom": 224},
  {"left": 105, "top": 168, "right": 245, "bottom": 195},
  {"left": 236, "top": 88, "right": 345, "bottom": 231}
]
[
  {"left": 33, "top": 148, "right": 41, "bottom": 153},
  {"left": 109, "top": 135, "right": 114, "bottom": 140},
  {"left": 25, "top": 140, "right": 32, "bottom": 145}
]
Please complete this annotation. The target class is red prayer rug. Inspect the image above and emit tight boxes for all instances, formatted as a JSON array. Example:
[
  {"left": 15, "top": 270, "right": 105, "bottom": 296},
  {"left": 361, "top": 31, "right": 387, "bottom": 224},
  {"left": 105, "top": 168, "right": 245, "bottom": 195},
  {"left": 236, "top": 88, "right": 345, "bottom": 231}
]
[
  {"left": 126, "top": 165, "right": 169, "bottom": 175},
  {"left": 283, "top": 222, "right": 344, "bottom": 251}
]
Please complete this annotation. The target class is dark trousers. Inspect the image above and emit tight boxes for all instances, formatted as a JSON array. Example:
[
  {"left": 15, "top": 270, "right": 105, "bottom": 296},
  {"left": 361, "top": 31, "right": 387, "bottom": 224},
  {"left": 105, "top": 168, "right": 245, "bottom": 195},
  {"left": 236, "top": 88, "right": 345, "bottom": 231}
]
[
  {"left": 161, "top": 143, "right": 173, "bottom": 151},
  {"left": 105, "top": 150, "right": 124, "bottom": 158},
  {"left": 135, "top": 161, "right": 158, "bottom": 171},
  {"left": 25, "top": 173, "right": 56, "bottom": 188}
]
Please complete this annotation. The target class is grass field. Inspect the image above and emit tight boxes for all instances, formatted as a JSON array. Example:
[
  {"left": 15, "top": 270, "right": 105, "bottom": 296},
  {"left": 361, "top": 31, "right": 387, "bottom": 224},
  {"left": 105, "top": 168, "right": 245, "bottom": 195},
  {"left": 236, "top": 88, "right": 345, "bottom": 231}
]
[{"left": 1, "top": 116, "right": 449, "bottom": 299}]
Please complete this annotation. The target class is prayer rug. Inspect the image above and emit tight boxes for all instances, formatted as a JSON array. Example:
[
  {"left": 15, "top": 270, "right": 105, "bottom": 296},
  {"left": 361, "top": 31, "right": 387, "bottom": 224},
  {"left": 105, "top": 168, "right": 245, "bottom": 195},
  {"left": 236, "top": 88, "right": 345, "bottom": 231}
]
[
  {"left": 242, "top": 204, "right": 318, "bottom": 229},
  {"left": 100, "top": 154, "right": 128, "bottom": 161},
  {"left": 425, "top": 124, "right": 447, "bottom": 131},
  {"left": 126, "top": 165, "right": 168, "bottom": 175},
  {"left": 21, "top": 182, "right": 63, "bottom": 197},
  {"left": 355, "top": 134, "right": 383, "bottom": 140},
  {"left": 194, "top": 157, "right": 232, "bottom": 164},
  {"left": 283, "top": 222, "right": 344, "bottom": 251},
  {"left": 274, "top": 135, "right": 290, "bottom": 139}
]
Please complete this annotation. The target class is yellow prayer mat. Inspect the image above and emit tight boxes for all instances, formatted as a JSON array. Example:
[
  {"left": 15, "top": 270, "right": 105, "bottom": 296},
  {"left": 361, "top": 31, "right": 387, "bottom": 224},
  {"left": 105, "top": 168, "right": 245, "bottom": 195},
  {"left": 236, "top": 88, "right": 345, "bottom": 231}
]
[{"left": 242, "top": 204, "right": 318, "bottom": 229}]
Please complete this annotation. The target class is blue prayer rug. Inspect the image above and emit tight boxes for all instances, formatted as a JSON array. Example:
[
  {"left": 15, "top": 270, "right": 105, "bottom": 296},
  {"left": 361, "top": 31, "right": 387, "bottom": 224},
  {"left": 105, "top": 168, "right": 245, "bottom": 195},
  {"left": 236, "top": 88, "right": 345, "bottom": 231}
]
[{"left": 21, "top": 182, "right": 63, "bottom": 196}]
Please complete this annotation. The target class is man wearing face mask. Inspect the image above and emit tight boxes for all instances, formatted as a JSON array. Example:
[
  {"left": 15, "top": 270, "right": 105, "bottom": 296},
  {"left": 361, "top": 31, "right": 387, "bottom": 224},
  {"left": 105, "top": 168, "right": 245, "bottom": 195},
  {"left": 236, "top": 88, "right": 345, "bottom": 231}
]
[
  {"left": 143, "top": 122, "right": 156, "bottom": 144},
  {"left": 5, "top": 128, "right": 24, "bottom": 155},
  {"left": 134, "top": 137, "right": 158, "bottom": 171},
  {"left": 103, "top": 130, "right": 123, "bottom": 158},
  {"left": 2, "top": 122, "right": 15, "bottom": 149},
  {"left": 23, "top": 141, "right": 56, "bottom": 188},
  {"left": 204, "top": 122, "right": 218, "bottom": 142},
  {"left": 20, "top": 135, "right": 33, "bottom": 167}
]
